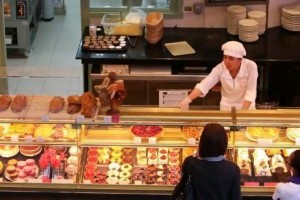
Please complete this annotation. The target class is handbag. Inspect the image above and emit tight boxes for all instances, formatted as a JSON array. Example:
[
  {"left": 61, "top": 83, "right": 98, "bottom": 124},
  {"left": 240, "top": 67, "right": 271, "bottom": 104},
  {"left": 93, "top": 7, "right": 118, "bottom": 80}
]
[{"left": 172, "top": 157, "right": 196, "bottom": 200}]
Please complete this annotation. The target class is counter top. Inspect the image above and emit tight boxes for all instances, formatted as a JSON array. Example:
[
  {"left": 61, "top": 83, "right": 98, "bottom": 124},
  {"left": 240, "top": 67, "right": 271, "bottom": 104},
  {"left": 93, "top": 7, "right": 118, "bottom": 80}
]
[{"left": 76, "top": 26, "right": 300, "bottom": 65}]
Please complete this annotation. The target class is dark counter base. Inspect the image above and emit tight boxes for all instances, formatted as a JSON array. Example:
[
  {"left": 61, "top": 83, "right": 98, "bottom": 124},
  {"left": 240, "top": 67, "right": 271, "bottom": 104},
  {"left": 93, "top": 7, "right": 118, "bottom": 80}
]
[{"left": 0, "top": 192, "right": 271, "bottom": 200}]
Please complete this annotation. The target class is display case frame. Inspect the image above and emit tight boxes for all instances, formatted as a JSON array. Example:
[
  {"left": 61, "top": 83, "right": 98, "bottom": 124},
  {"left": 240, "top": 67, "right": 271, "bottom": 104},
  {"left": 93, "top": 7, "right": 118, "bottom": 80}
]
[{"left": 0, "top": 105, "right": 300, "bottom": 197}]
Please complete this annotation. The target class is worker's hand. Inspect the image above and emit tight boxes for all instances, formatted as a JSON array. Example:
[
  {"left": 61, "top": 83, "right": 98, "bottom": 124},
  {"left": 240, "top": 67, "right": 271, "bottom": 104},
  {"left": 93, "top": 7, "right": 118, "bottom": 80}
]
[{"left": 178, "top": 97, "right": 192, "bottom": 110}]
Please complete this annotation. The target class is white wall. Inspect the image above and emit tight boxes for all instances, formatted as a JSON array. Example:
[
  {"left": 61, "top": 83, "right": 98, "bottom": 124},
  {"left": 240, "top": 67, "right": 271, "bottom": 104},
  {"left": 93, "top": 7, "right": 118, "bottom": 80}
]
[{"left": 164, "top": 0, "right": 299, "bottom": 28}]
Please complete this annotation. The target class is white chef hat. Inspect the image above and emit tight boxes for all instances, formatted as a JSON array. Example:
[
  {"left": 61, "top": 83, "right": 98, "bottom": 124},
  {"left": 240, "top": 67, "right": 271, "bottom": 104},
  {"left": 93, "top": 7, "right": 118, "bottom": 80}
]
[{"left": 221, "top": 41, "right": 246, "bottom": 58}]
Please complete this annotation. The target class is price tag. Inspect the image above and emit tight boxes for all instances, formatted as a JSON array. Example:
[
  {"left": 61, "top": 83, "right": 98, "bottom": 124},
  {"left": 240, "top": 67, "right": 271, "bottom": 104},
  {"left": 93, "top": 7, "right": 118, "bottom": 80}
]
[
  {"left": 28, "top": 178, "right": 43, "bottom": 183},
  {"left": 76, "top": 115, "right": 85, "bottom": 123},
  {"left": 188, "top": 138, "right": 196, "bottom": 145},
  {"left": 83, "top": 179, "right": 92, "bottom": 184},
  {"left": 244, "top": 182, "right": 259, "bottom": 187},
  {"left": 0, "top": 178, "right": 3, "bottom": 182},
  {"left": 11, "top": 134, "right": 19, "bottom": 142},
  {"left": 148, "top": 137, "right": 157, "bottom": 144},
  {"left": 15, "top": 179, "right": 26, "bottom": 183},
  {"left": 41, "top": 115, "right": 49, "bottom": 121},
  {"left": 104, "top": 115, "right": 112, "bottom": 123},
  {"left": 134, "top": 180, "right": 143, "bottom": 185},
  {"left": 52, "top": 179, "right": 74, "bottom": 184},
  {"left": 133, "top": 137, "right": 142, "bottom": 144},
  {"left": 257, "top": 138, "right": 273, "bottom": 146},
  {"left": 24, "top": 135, "right": 33, "bottom": 142},
  {"left": 295, "top": 138, "right": 300, "bottom": 145},
  {"left": 264, "top": 182, "right": 277, "bottom": 187},
  {"left": 36, "top": 136, "right": 45, "bottom": 143}
]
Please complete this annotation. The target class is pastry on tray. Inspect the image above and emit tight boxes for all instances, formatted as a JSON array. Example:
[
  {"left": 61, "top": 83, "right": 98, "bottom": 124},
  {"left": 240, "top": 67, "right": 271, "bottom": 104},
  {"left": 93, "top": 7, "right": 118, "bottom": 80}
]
[{"left": 130, "top": 125, "right": 163, "bottom": 139}]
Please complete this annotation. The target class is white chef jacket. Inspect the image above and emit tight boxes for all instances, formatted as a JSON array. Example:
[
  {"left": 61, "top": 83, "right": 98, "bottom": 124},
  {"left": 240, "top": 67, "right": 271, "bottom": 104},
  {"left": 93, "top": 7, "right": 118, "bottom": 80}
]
[
  {"left": 195, "top": 58, "right": 258, "bottom": 110},
  {"left": 273, "top": 182, "right": 300, "bottom": 200}
]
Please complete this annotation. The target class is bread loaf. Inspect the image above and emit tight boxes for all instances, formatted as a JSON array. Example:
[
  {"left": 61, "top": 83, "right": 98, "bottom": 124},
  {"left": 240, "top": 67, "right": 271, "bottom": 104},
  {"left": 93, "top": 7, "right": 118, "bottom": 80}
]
[
  {"left": 49, "top": 96, "right": 65, "bottom": 113},
  {"left": 81, "top": 92, "right": 98, "bottom": 118},
  {"left": 0, "top": 95, "right": 12, "bottom": 111},
  {"left": 67, "top": 95, "right": 82, "bottom": 114},
  {"left": 11, "top": 95, "right": 27, "bottom": 113}
]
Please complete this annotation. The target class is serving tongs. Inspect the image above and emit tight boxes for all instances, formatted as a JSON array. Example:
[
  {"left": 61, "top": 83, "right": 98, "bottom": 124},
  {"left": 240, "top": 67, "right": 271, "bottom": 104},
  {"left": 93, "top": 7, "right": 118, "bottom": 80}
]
[{"left": 127, "top": 36, "right": 138, "bottom": 48}]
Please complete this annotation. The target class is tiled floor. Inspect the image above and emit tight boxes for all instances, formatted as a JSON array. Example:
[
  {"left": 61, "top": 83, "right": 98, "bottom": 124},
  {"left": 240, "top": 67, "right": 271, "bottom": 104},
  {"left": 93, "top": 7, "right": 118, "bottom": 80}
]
[{"left": 3, "top": 0, "right": 83, "bottom": 96}]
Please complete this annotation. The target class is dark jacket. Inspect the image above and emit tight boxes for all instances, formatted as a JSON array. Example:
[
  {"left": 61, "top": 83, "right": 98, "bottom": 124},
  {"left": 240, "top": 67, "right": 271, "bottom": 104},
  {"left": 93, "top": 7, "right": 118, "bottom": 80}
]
[{"left": 171, "top": 156, "right": 241, "bottom": 200}]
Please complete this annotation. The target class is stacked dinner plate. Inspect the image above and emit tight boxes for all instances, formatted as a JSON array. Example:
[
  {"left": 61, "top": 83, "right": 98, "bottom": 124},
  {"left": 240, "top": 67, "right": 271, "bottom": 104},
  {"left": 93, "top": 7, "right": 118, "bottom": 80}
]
[
  {"left": 226, "top": 5, "right": 247, "bottom": 35},
  {"left": 248, "top": 10, "right": 267, "bottom": 35},
  {"left": 238, "top": 19, "right": 259, "bottom": 42},
  {"left": 281, "top": 3, "right": 300, "bottom": 32}
]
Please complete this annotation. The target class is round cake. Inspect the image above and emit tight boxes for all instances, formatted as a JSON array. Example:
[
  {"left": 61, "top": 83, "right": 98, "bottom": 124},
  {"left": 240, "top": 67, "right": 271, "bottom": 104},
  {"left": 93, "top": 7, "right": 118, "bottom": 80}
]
[{"left": 19, "top": 145, "right": 42, "bottom": 157}]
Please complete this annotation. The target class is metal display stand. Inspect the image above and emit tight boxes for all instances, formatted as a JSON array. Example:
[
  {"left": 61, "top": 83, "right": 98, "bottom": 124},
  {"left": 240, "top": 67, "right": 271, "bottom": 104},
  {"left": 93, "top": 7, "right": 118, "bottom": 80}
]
[{"left": 4, "top": 0, "right": 41, "bottom": 57}]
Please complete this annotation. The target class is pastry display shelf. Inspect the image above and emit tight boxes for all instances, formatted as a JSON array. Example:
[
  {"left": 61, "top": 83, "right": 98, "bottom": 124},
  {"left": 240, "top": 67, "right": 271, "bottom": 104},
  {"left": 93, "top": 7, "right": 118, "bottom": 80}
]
[{"left": 0, "top": 106, "right": 300, "bottom": 197}]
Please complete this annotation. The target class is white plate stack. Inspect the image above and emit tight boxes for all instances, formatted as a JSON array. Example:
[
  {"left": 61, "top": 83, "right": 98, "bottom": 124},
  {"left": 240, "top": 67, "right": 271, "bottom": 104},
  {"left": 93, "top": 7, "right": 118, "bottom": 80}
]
[
  {"left": 238, "top": 19, "right": 259, "bottom": 42},
  {"left": 247, "top": 10, "right": 267, "bottom": 35},
  {"left": 226, "top": 5, "right": 247, "bottom": 35},
  {"left": 281, "top": 3, "right": 300, "bottom": 32}
]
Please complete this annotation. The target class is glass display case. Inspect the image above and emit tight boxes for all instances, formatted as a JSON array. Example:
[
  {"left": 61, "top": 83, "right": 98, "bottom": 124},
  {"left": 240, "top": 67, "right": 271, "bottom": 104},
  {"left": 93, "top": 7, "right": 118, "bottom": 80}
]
[{"left": 0, "top": 99, "right": 300, "bottom": 197}]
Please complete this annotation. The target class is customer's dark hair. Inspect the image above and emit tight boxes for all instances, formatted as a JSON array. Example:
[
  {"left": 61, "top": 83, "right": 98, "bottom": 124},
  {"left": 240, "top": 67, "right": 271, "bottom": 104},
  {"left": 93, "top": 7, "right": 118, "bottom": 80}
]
[
  {"left": 198, "top": 123, "right": 228, "bottom": 158},
  {"left": 290, "top": 150, "right": 300, "bottom": 175}
]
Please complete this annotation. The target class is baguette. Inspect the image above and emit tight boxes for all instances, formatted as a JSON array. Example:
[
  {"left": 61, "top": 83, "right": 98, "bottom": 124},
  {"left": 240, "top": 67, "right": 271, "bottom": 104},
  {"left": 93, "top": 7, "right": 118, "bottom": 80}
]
[{"left": 0, "top": 95, "right": 12, "bottom": 111}]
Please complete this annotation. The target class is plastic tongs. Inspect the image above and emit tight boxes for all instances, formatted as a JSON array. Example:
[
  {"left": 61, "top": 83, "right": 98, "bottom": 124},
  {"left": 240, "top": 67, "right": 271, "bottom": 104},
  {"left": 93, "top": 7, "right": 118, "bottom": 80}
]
[{"left": 127, "top": 36, "right": 138, "bottom": 48}]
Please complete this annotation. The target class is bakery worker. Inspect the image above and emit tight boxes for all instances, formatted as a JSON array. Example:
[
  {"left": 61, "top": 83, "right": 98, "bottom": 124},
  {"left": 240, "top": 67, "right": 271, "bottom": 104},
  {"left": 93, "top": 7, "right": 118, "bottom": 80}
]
[
  {"left": 272, "top": 150, "right": 300, "bottom": 200},
  {"left": 179, "top": 41, "right": 258, "bottom": 110}
]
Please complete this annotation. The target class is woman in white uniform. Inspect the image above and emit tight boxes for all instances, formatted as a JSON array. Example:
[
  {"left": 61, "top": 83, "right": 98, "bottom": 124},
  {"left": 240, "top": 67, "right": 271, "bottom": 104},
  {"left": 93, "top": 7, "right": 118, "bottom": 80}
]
[
  {"left": 179, "top": 41, "right": 258, "bottom": 110},
  {"left": 273, "top": 150, "right": 300, "bottom": 200}
]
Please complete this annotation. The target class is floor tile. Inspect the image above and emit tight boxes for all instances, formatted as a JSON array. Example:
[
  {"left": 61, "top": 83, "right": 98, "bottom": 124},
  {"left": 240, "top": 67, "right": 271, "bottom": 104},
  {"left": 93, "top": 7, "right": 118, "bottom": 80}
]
[{"left": 15, "top": 78, "right": 45, "bottom": 95}]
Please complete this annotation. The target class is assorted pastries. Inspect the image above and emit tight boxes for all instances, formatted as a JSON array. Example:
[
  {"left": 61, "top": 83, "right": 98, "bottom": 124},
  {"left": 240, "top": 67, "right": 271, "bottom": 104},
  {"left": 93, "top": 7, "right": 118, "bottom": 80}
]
[{"left": 246, "top": 127, "right": 279, "bottom": 141}]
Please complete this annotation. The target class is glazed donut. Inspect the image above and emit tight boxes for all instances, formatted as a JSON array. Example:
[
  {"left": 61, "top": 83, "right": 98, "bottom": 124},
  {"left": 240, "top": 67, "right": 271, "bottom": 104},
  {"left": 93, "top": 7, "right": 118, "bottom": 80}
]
[
  {"left": 122, "top": 151, "right": 134, "bottom": 157},
  {"left": 119, "top": 171, "right": 131, "bottom": 179},
  {"left": 118, "top": 177, "right": 130, "bottom": 184},
  {"left": 169, "top": 148, "right": 180, "bottom": 153},
  {"left": 122, "top": 156, "right": 134, "bottom": 164},
  {"left": 108, "top": 162, "right": 120, "bottom": 171},
  {"left": 121, "top": 164, "right": 133, "bottom": 172},
  {"left": 145, "top": 176, "right": 156, "bottom": 184},
  {"left": 110, "top": 157, "right": 122, "bottom": 164},
  {"left": 111, "top": 146, "right": 122, "bottom": 151},
  {"left": 107, "top": 170, "right": 119, "bottom": 177},
  {"left": 106, "top": 176, "right": 118, "bottom": 184},
  {"left": 147, "top": 170, "right": 157, "bottom": 178},
  {"left": 111, "top": 150, "right": 122, "bottom": 158},
  {"left": 123, "top": 147, "right": 134, "bottom": 152},
  {"left": 147, "top": 164, "right": 157, "bottom": 171}
]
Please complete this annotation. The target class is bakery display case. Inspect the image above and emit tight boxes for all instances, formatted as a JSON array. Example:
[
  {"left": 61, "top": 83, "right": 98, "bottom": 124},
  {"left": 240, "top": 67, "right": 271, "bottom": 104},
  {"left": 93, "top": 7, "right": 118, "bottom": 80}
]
[{"left": 0, "top": 98, "right": 300, "bottom": 197}]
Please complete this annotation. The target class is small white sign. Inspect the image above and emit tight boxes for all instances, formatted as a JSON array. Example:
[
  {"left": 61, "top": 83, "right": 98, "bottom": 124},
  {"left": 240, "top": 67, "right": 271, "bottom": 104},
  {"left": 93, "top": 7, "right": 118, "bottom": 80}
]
[
  {"left": 134, "top": 180, "right": 143, "bottom": 185},
  {"left": 148, "top": 137, "right": 157, "bottom": 144},
  {"left": 296, "top": 138, "right": 300, "bottom": 145},
  {"left": 25, "top": 135, "right": 33, "bottom": 142},
  {"left": 104, "top": 115, "right": 112, "bottom": 123},
  {"left": 133, "top": 137, "right": 142, "bottom": 144},
  {"left": 0, "top": 178, "right": 3, "bottom": 182},
  {"left": 159, "top": 90, "right": 190, "bottom": 107},
  {"left": 11, "top": 134, "right": 19, "bottom": 142},
  {"left": 28, "top": 178, "right": 43, "bottom": 183},
  {"left": 188, "top": 138, "right": 196, "bottom": 145},
  {"left": 36, "top": 136, "right": 45, "bottom": 143},
  {"left": 257, "top": 138, "right": 273, "bottom": 146},
  {"left": 41, "top": 115, "right": 49, "bottom": 121},
  {"left": 76, "top": 115, "right": 85, "bottom": 123},
  {"left": 83, "top": 180, "right": 92, "bottom": 184},
  {"left": 52, "top": 179, "right": 74, "bottom": 184}
]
